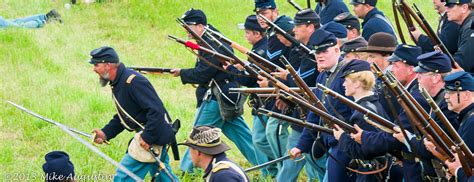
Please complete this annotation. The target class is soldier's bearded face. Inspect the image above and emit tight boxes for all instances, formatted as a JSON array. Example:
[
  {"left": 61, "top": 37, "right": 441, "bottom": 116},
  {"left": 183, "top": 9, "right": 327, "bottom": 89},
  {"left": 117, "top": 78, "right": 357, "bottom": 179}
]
[{"left": 93, "top": 63, "right": 111, "bottom": 87}]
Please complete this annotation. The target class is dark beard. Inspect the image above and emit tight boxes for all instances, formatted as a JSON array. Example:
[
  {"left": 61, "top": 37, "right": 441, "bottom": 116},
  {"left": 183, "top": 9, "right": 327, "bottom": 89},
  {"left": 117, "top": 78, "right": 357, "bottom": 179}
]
[{"left": 99, "top": 76, "right": 110, "bottom": 87}]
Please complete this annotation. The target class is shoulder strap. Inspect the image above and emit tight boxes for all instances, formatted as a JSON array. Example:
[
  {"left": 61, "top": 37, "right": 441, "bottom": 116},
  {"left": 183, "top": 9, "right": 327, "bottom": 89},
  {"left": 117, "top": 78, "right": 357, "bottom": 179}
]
[
  {"left": 374, "top": 14, "right": 396, "bottom": 35},
  {"left": 112, "top": 93, "right": 145, "bottom": 130},
  {"left": 208, "top": 160, "right": 248, "bottom": 182}
]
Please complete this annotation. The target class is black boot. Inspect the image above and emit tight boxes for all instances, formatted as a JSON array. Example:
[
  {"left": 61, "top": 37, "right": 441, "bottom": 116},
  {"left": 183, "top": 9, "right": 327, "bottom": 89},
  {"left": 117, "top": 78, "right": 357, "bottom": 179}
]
[{"left": 46, "top": 9, "right": 62, "bottom": 23}]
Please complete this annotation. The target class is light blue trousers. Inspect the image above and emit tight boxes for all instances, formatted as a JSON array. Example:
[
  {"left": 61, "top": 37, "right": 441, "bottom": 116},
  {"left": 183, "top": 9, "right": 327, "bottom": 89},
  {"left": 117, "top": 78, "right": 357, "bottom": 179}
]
[
  {"left": 114, "top": 153, "right": 178, "bottom": 182},
  {"left": 0, "top": 14, "right": 46, "bottom": 28},
  {"left": 251, "top": 115, "right": 278, "bottom": 177},
  {"left": 180, "top": 100, "right": 259, "bottom": 172},
  {"left": 265, "top": 117, "right": 290, "bottom": 170},
  {"left": 276, "top": 129, "right": 327, "bottom": 182}
]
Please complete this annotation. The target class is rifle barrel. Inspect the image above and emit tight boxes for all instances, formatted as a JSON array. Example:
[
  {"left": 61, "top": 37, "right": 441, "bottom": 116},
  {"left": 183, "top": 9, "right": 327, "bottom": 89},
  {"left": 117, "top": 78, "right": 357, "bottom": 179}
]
[{"left": 258, "top": 108, "right": 333, "bottom": 135}]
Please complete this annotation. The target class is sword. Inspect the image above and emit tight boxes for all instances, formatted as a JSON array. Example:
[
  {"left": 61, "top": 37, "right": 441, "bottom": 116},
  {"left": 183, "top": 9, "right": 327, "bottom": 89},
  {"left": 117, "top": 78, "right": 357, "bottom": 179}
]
[
  {"left": 244, "top": 155, "right": 292, "bottom": 173},
  {"left": 7, "top": 101, "right": 110, "bottom": 144},
  {"left": 7, "top": 101, "right": 142, "bottom": 181}
]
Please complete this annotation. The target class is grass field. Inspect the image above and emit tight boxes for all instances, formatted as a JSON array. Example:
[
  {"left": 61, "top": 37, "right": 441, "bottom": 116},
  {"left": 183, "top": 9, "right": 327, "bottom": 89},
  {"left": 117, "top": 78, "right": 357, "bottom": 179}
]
[{"left": 0, "top": 0, "right": 437, "bottom": 181}]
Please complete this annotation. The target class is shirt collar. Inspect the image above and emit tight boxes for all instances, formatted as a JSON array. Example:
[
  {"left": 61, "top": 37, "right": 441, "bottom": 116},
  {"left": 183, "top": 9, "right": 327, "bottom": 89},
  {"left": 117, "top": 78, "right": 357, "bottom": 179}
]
[{"left": 110, "top": 63, "right": 125, "bottom": 86}]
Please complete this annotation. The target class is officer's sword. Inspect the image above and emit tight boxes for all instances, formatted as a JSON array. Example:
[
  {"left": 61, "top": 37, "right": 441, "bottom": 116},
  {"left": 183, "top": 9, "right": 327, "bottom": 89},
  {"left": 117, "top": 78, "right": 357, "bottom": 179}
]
[
  {"left": 7, "top": 101, "right": 142, "bottom": 182},
  {"left": 7, "top": 101, "right": 110, "bottom": 144},
  {"left": 244, "top": 155, "right": 292, "bottom": 173}
]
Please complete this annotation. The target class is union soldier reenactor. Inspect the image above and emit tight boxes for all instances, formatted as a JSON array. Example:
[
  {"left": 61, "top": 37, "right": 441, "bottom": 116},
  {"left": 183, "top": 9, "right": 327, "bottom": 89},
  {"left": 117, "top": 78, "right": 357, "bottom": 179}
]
[
  {"left": 350, "top": 0, "right": 397, "bottom": 41},
  {"left": 226, "top": 14, "right": 275, "bottom": 177},
  {"left": 291, "top": 30, "right": 356, "bottom": 181},
  {"left": 438, "top": 71, "right": 474, "bottom": 182},
  {"left": 315, "top": 0, "right": 349, "bottom": 25},
  {"left": 171, "top": 8, "right": 260, "bottom": 173},
  {"left": 179, "top": 126, "right": 249, "bottom": 182},
  {"left": 444, "top": 0, "right": 474, "bottom": 74},
  {"left": 333, "top": 59, "right": 403, "bottom": 181},
  {"left": 89, "top": 46, "right": 178, "bottom": 181}
]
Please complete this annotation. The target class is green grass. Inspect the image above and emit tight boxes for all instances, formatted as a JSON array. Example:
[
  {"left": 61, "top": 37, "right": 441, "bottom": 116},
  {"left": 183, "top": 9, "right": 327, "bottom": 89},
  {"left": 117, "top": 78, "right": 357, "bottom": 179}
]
[{"left": 0, "top": 0, "right": 437, "bottom": 181}]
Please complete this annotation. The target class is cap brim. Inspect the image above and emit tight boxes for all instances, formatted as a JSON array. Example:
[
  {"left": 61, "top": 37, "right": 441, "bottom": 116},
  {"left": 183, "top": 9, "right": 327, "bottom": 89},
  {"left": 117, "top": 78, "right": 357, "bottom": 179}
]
[
  {"left": 414, "top": 66, "right": 430, "bottom": 73},
  {"left": 355, "top": 46, "right": 395, "bottom": 54},
  {"left": 387, "top": 54, "right": 402, "bottom": 62},
  {"left": 178, "top": 141, "right": 230, "bottom": 155}
]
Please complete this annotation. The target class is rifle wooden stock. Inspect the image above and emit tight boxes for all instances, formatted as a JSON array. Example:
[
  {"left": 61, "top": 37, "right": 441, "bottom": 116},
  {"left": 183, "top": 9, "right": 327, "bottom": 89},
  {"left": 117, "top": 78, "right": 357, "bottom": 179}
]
[
  {"left": 279, "top": 90, "right": 357, "bottom": 133},
  {"left": 176, "top": 18, "right": 213, "bottom": 50},
  {"left": 228, "top": 87, "right": 311, "bottom": 94},
  {"left": 280, "top": 56, "right": 319, "bottom": 104},
  {"left": 256, "top": 68, "right": 310, "bottom": 103},
  {"left": 421, "top": 88, "right": 474, "bottom": 175},
  {"left": 412, "top": 4, "right": 457, "bottom": 68},
  {"left": 316, "top": 83, "right": 397, "bottom": 132},
  {"left": 288, "top": 0, "right": 303, "bottom": 11},
  {"left": 168, "top": 35, "right": 235, "bottom": 65},
  {"left": 205, "top": 27, "right": 281, "bottom": 72},
  {"left": 257, "top": 14, "right": 316, "bottom": 62},
  {"left": 258, "top": 108, "right": 333, "bottom": 135},
  {"left": 129, "top": 66, "right": 173, "bottom": 74}
]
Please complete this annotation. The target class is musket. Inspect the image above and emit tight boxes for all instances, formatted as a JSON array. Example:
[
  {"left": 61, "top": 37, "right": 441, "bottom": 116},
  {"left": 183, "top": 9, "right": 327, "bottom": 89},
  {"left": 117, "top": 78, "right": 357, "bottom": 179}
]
[
  {"left": 420, "top": 88, "right": 474, "bottom": 176},
  {"left": 258, "top": 108, "right": 333, "bottom": 135},
  {"left": 397, "top": 0, "right": 417, "bottom": 43},
  {"left": 7, "top": 101, "right": 142, "bottom": 181},
  {"left": 316, "top": 83, "right": 397, "bottom": 133},
  {"left": 288, "top": 0, "right": 303, "bottom": 11},
  {"left": 7, "top": 100, "right": 110, "bottom": 144},
  {"left": 176, "top": 18, "right": 213, "bottom": 50},
  {"left": 257, "top": 94, "right": 279, "bottom": 98},
  {"left": 412, "top": 4, "right": 457, "bottom": 68},
  {"left": 380, "top": 68, "right": 454, "bottom": 160},
  {"left": 167, "top": 35, "right": 235, "bottom": 65},
  {"left": 257, "top": 14, "right": 316, "bottom": 63},
  {"left": 245, "top": 155, "right": 292, "bottom": 172},
  {"left": 204, "top": 27, "right": 282, "bottom": 72},
  {"left": 229, "top": 87, "right": 311, "bottom": 94},
  {"left": 392, "top": 0, "right": 406, "bottom": 44},
  {"left": 129, "top": 66, "right": 173, "bottom": 74},
  {"left": 280, "top": 56, "right": 320, "bottom": 106},
  {"left": 279, "top": 90, "right": 357, "bottom": 133}
]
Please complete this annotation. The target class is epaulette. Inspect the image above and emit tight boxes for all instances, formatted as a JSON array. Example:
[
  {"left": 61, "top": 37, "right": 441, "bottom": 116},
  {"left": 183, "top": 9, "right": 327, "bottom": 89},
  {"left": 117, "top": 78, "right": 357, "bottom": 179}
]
[
  {"left": 212, "top": 163, "right": 230, "bottom": 173},
  {"left": 126, "top": 74, "right": 136, "bottom": 84}
]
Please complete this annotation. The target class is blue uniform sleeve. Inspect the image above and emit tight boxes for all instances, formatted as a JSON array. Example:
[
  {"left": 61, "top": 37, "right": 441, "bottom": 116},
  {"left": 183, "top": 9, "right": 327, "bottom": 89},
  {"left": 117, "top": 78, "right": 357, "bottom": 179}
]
[
  {"left": 361, "top": 131, "right": 403, "bottom": 156},
  {"left": 180, "top": 53, "right": 220, "bottom": 85},
  {"left": 129, "top": 77, "right": 174, "bottom": 145},
  {"left": 296, "top": 111, "right": 321, "bottom": 152},
  {"left": 408, "top": 137, "right": 434, "bottom": 159},
  {"left": 339, "top": 133, "right": 368, "bottom": 159},
  {"left": 102, "top": 114, "right": 125, "bottom": 140},
  {"left": 227, "top": 65, "right": 257, "bottom": 87}
]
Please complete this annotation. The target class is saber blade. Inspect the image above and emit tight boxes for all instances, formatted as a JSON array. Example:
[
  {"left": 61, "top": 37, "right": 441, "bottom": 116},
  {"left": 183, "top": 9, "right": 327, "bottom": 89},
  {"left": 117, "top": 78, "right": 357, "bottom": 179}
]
[
  {"left": 244, "top": 155, "right": 291, "bottom": 172},
  {"left": 7, "top": 101, "right": 142, "bottom": 181}
]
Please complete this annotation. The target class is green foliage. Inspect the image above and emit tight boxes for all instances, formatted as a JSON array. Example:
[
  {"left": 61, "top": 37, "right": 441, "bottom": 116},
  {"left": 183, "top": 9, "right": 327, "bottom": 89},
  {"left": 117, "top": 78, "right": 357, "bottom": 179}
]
[{"left": 0, "top": 0, "right": 438, "bottom": 181}]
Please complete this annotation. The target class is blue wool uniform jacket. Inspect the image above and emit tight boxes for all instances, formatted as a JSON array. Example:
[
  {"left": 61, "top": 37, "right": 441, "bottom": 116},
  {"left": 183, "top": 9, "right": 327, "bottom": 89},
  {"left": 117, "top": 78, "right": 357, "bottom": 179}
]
[
  {"left": 417, "top": 13, "right": 460, "bottom": 54},
  {"left": 102, "top": 63, "right": 175, "bottom": 146},
  {"left": 338, "top": 94, "right": 390, "bottom": 160},
  {"left": 455, "top": 103, "right": 474, "bottom": 182},
  {"left": 203, "top": 153, "right": 248, "bottom": 182},
  {"left": 315, "top": 0, "right": 349, "bottom": 25},
  {"left": 452, "top": 13, "right": 474, "bottom": 74},
  {"left": 266, "top": 29, "right": 292, "bottom": 68},
  {"left": 180, "top": 35, "right": 239, "bottom": 107},
  {"left": 361, "top": 8, "right": 396, "bottom": 41}
]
